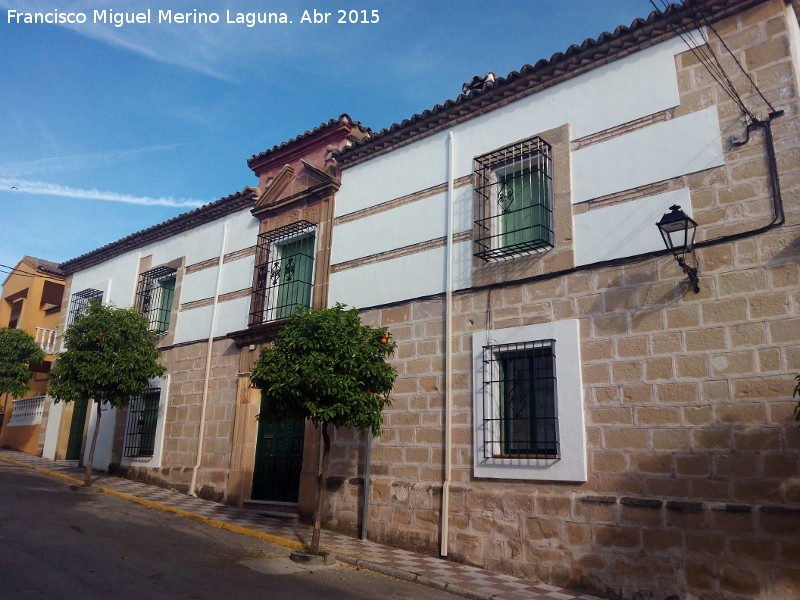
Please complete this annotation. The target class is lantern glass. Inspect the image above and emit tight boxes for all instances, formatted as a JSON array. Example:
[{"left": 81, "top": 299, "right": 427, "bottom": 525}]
[{"left": 656, "top": 205, "right": 697, "bottom": 258}]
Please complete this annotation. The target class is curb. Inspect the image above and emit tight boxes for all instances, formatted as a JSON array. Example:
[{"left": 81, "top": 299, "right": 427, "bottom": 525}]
[{"left": 335, "top": 555, "right": 492, "bottom": 600}]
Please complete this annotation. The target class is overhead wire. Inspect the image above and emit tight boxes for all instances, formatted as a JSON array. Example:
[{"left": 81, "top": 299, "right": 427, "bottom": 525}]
[
  {"left": 648, "top": 0, "right": 756, "bottom": 120},
  {"left": 694, "top": 6, "right": 777, "bottom": 113},
  {"left": 0, "top": 264, "right": 63, "bottom": 281}
]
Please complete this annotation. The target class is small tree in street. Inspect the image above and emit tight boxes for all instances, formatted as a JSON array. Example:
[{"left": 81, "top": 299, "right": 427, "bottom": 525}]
[
  {"left": 250, "top": 304, "right": 397, "bottom": 554},
  {"left": 0, "top": 327, "right": 46, "bottom": 401},
  {"left": 48, "top": 301, "right": 165, "bottom": 486}
]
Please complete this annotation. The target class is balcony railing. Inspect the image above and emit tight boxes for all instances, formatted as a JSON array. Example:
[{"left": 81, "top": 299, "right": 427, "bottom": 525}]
[
  {"left": 35, "top": 327, "right": 57, "bottom": 354},
  {"left": 7, "top": 395, "right": 46, "bottom": 427}
]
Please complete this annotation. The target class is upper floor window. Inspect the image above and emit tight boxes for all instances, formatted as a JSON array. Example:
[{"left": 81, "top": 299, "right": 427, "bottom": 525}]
[
  {"left": 135, "top": 266, "right": 177, "bottom": 334},
  {"left": 250, "top": 221, "right": 317, "bottom": 325},
  {"left": 473, "top": 136, "right": 554, "bottom": 261},
  {"left": 67, "top": 288, "right": 103, "bottom": 326}
]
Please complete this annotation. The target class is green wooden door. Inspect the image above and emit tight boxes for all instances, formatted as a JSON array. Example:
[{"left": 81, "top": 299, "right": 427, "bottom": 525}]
[
  {"left": 252, "top": 395, "right": 305, "bottom": 502},
  {"left": 66, "top": 398, "right": 89, "bottom": 461}
]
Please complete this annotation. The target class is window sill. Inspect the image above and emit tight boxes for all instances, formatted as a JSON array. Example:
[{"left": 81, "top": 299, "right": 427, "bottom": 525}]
[{"left": 492, "top": 453, "right": 559, "bottom": 460}]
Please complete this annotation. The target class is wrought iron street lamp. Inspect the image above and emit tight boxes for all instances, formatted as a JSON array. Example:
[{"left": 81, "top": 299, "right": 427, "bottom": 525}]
[{"left": 656, "top": 204, "right": 700, "bottom": 293}]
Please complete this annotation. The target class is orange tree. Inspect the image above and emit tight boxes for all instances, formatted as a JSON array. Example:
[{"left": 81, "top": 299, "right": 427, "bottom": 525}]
[
  {"left": 250, "top": 304, "right": 397, "bottom": 553},
  {"left": 48, "top": 300, "right": 165, "bottom": 486},
  {"left": 0, "top": 327, "right": 45, "bottom": 400}
]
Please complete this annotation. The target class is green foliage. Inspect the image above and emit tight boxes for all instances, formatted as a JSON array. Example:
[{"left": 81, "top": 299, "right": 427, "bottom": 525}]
[
  {"left": 48, "top": 300, "right": 166, "bottom": 408},
  {"left": 0, "top": 327, "right": 46, "bottom": 398},
  {"left": 250, "top": 304, "right": 397, "bottom": 436}
]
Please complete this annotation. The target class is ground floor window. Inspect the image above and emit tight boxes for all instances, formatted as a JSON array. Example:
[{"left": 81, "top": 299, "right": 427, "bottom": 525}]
[
  {"left": 483, "top": 340, "right": 559, "bottom": 458},
  {"left": 123, "top": 387, "right": 161, "bottom": 458},
  {"left": 472, "top": 319, "right": 586, "bottom": 481}
]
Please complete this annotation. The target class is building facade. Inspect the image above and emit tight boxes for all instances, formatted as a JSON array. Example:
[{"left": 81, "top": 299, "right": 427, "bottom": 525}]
[
  {"left": 21, "top": 1, "right": 800, "bottom": 598},
  {"left": 0, "top": 256, "right": 64, "bottom": 455},
  {"left": 41, "top": 117, "right": 368, "bottom": 517},
  {"left": 321, "top": 1, "right": 800, "bottom": 599}
]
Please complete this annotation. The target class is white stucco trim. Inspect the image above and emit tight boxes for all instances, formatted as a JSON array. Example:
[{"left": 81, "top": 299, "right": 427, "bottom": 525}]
[
  {"left": 571, "top": 106, "right": 725, "bottom": 203},
  {"left": 41, "top": 397, "right": 62, "bottom": 460},
  {"left": 120, "top": 376, "right": 169, "bottom": 469},
  {"left": 472, "top": 319, "right": 586, "bottom": 481},
  {"left": 573, "top": 188, "right": 694, "bottom": 266}
]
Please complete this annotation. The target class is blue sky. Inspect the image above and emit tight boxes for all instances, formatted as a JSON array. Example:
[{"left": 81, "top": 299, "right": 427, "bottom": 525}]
[{"left": 0, "top": 0, "right": 655, "bottom": 273}]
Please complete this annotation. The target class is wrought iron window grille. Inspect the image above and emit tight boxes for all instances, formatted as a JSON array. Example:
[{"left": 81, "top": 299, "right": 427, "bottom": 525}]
[
  {"left": 123, "top": 387, "right": 161, "bottom": 458},
  {"left": 473, "top": 136, "right": 554, "bottom": 261},
  {"left": 67, "top": 288, "right": 103, "bottom": 326},
  {"left": 481, "top": 339, "right": 559, "bottom": 459},
  {"left": 250, "top": 220, "right": 317, "bottom": 326},
  {"left": 135, "top": 266, "right": 177, "bottom": 334}
]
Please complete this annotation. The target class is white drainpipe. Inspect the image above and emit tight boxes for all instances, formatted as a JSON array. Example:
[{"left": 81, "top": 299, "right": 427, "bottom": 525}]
[
  {"left": 189, "top": 222, "right": 228, "bottom": 497},
  {"left": 441, "top": 131, "right": 455, "bottom": 557}
]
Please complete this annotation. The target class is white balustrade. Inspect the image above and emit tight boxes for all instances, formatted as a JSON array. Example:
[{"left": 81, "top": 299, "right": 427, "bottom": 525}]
[
  {"left": 7, "top": 395, "right": 46, "bottom": 427},
  {"left": 35, "top": 327, "right": 57, "bottom": 354}
]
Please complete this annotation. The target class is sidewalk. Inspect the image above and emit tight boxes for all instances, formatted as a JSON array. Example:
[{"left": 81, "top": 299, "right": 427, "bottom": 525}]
[{"left": 0, "top": 448, "right": 603, "bottom": 600}]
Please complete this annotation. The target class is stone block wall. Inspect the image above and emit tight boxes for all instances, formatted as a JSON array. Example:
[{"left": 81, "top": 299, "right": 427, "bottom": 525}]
[
  {"left": 324, "top": 2, "right": 800, "bottom": 599},
  {"left": 122, "top": 338, "right": 239, "bottom": 501},
  {"left": 326, "top": 228, "right": 799, "bottom": 598}
]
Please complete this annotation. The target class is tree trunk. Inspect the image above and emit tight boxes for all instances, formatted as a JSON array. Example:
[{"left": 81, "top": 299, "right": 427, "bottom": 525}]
[
  {"left": 310, "top": 423, "right": 331, "bottom": 554},
  {"left": 84, "top": 401, "right": 102, "bottom": 487}
]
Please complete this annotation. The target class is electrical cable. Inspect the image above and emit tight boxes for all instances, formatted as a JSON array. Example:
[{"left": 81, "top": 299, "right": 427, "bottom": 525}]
[
  {"left": 649, "top": 0, "right": 756, "bottom": 120},
  {"left": 696, "top": 7, "right": 777, "bottom": 113}
]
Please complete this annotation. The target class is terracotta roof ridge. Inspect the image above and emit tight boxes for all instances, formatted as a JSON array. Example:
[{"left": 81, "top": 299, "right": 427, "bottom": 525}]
[
  {"left": 246, "top": 113, "right": 371, "bottom": 167},
  {"left": 335, "top": 0, "right": 749, "bottom": 164}
]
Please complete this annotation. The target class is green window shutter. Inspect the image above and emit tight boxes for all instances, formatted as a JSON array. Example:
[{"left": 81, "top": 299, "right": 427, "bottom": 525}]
[
  {"left": 275, "top": 235, "right": 314, "bottom": 320},
  {"left": 500, "top": 167, "right": 545, "bottom": 249},
  {"left": 499, "top": 346, "right": 557, "bottom": 456},
  {"left": 156, "top": 276, "right": 176, "bottom": 333}
]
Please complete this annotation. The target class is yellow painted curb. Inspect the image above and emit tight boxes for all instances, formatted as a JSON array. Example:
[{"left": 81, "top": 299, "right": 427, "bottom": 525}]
[
  {"left": 0, "top": 457, "right": 84, "bottom": 486},
  {"left": 0, "top": 456, "right": 305, "bottom": 552},
  {"left": 98, "top": 487, "right": 305, "bottom": 551}
]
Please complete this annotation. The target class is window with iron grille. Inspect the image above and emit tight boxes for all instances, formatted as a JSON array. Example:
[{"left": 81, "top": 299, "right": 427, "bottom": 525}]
[
  {"left": 474, "top": 136, "right": 554, "bottom": 261},
  {"left": 482, "top": 339, "right": 559, "bottom": 458},
  {"left": 472, "top": 320, "right": 586, "bottom": 481},
  {"left": 123, "top": 387, "right": 161, "bottom": 457},
  {"left": 67, "top": 288, "right": 103, "bottom": 326},
  {"left": 250, "top": 221, "right": 317, "bottom": 325},
  {"left": 135, "top": 266, "right": 177, "bottom": 334}
]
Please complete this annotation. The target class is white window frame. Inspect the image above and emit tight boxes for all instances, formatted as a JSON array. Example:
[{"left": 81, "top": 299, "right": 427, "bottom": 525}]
[
  {"left": 120, "top": 376, "right": 169, "bottom": 468},
  {"left": 472, "top": 319, "right": 586, "bottom": 481}
]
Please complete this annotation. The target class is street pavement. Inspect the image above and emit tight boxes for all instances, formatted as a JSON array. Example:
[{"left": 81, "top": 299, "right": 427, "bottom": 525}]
[
  {"left": 0, "top": 449, "right": 604, "bottom": 600},
  {"left": 0, "top": 460, "right": 469, "bottom": 600}
]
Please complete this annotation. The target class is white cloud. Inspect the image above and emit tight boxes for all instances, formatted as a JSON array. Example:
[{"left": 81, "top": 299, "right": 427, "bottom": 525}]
[
  {"left": 0, "top": 0, "right": 306, "bottom": 82},
  {"left": 0, "top": 145, "right": 181, "bottom": 177},
  {"left": 0, "top": 178, "right": 206, "bottom": 208}
]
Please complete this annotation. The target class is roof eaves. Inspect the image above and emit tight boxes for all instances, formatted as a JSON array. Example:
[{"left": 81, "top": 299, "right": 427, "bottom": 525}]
[
  {"left": 59, "top": 187, "right": 259, "bottom": 275},
  {"left": 336, "top": 0, "right": 756, "bottom": 167}
]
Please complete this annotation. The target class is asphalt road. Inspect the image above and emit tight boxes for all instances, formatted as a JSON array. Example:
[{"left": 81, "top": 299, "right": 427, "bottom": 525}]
[{"left": 0, "top": 462, "right": 461, "bottom": 600}]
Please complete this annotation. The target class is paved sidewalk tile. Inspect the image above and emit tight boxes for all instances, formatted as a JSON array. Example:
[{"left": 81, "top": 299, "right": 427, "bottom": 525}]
[{"left": 0, "top": 449, "right": 605, "bottom": 600}]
